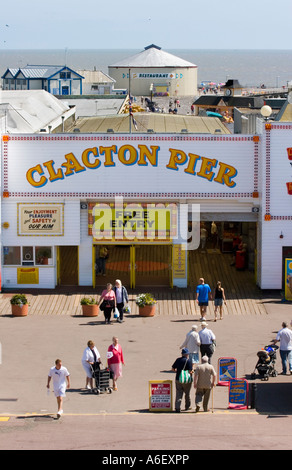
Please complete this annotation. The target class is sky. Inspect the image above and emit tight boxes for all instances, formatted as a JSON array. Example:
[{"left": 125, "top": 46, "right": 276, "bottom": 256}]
[{"left": 1, "top": 0, "right": 292, "bottom": 50}]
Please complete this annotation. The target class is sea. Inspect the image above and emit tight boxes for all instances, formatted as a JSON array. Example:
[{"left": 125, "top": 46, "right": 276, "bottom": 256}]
[{"left": 0, "top": 48, "right": 291, "bottom": 88}]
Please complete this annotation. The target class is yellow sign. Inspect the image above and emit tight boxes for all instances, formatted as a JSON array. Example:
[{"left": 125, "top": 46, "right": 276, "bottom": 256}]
[
  {"left": 285, "top": 258, "right": 292, "bottom": 301},
  {"left": 149, "top": 380, "right": 173, "bottom": 412},
  {"left": 173, "top": 245, "right": 186, "bottom": 278},
  {"left": 17, "top": 267, "right": 39, "bottom": 284},
  {"left": 89, "top": 202, "right": 177, "bottom": 242}
]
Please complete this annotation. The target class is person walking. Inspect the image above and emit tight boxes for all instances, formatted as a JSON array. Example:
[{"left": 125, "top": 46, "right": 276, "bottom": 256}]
[
  {"left": 98, "top": 283, "right": 116, "bottom": 324},
  {"left": 180, "top": 325, "right": 201, "bottom": 369},
  {"left": 199, "top": 322, "right": 216, "bottom": 363},
  {"left": 272, "top": 322, "right": 292, "bottom": 375},
  {"left": 194, "top": 355, "right": 216, "bottom": 412},
  {"left": 171, "top": 348, "right": 193, "bottom": 413},
  {"left": 47, "top": 359, "right": 70, "bottom": 419},
  {"left": 98, "top": 245, "right": 108, "bottom": 276},
  {"left": 214, "top": 281, "right": 226, "bottom": 321},
  {"left": 113, "top": 279, "right": 129, "bottom": 323},
  {"left": 81, "top": 340, "right": 101, "bottom": 390},
  {"left": 107, "top": 336, "right": 124, "bottom": 391},
  {"left": 196, "top": 278, "right": 212, "bottom": 321}
]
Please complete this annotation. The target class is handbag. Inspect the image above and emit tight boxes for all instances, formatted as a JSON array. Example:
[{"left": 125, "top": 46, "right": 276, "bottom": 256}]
[
  {"left": 99, "top": 300, "right": 106, "bottom": 311},
  {"left": 179, "top": 358, "right": 192, "bottom": 384}
]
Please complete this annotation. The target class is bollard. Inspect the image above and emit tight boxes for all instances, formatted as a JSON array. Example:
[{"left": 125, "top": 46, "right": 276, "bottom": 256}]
[{"left": 249, "top": 382, "right": 257, "bottom": 409}]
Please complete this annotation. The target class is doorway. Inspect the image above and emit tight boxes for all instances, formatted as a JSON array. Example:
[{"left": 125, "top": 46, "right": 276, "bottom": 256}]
[
  {"left": 133, "top": 245, "right": 171, "bottom": 287},
  {"left": 58, "top": 246, "right": 78, "bottom": 285},
  {"left": 94, "top": 244, "right": 172, "bottom": 288},
  {"left": 95, "top": 245, "right": 131, "bottom": 287}
]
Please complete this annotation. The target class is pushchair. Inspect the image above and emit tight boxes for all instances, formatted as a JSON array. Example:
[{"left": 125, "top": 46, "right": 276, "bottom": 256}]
[
  {"left": 251, "top": 344, "right": 278, "bottom": 381},
  {"left": 90, "top": 362, "right": 113, "bottom": 394}
]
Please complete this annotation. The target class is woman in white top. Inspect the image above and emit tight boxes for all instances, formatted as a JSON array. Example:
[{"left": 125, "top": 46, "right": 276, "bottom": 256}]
[{"left": 82, "top": 340, "right": 101, "bottom": 389}]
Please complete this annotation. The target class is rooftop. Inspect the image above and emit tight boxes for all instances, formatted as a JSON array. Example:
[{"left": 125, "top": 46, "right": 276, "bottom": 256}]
[{"left": 109, "top": 44, "right": 197, "bottom": 69}]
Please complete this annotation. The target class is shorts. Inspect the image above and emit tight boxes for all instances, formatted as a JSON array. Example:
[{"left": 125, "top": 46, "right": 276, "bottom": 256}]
[
  {"left": 189, "top": 352, "right": 199, "bottom": 364},
  {"left": 214, "top": 298, "right": 223, "bottom": 306},
  {"left": 199, "top": 301, "right": 208, "bottom": 307},
  {"left": 53, "top": 386, "right": 66, "bottom": 398}
]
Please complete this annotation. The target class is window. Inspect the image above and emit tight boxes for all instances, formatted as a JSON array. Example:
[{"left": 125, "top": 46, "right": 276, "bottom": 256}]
[
  {"left": 3, "top": 247, "right": 21, "bottom": 265},
  {"left": 3, "top": 246, "right": 53, "bottom": 266},
  {"left": 35, "top": 246, "right": 52, "bottom": 265},
  {"left": 60, "top": 72, "right": 71, "bottom": 79},
  {"left": 22, "top": 246, "right": 34, "bottom": 265}
]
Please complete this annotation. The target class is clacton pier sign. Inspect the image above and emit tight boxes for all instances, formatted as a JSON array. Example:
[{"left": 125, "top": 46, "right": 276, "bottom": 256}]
[{"left": 2, "top": 134, "right": 256, "bottom": 197}]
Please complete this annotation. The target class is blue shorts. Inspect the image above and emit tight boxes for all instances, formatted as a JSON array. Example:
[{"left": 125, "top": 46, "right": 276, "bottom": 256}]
[
  {"left": 189, "top": 353, "right": 199, "bottom": 364},
  {"left": 214, "top": 299, "right": 223, "bottom": 306}
]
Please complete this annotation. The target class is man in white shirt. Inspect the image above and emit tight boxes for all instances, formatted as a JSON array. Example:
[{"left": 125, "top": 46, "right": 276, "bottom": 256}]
[
  {"left": 273, "top": 322, "right": 292, "bottom": 375},
  {"left": 199, "top": 322, "right": 216, "bottom": 363},
  {"left": 47, "top": 359, "right": 70, "bottom": 418}
]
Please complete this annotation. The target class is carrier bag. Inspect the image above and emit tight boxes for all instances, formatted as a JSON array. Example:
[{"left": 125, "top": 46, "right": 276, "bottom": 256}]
[
  {"left": 114, "top": 307, "right": 120, "bottom": 319},
  {"left": 179, "top": 359, "right": 192, "bottom": 383},
  {"left": 179, "top": 369, "right": 192, "bottom": 384}
]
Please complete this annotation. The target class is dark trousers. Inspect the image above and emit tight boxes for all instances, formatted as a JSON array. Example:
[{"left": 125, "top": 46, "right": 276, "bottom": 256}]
[
  {"left": 175, "top": 381, "right": 192, "bottom": 411},
  {"left": 104, "top": 307, "right": 113, "bottom": 322},
  {"left": 200, "top": 344, "right": 214, "bottom": 363},
  {"left": 117, "top": 302, "right": 124, "bottom": 321}
]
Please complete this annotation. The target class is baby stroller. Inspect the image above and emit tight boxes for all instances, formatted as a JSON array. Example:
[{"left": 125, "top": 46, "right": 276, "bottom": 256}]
[
  {"left": 251, "top": 344, "right": 278, "bottom": 381},
  {"left": 90, "top": 362, "right": 113, "bottom": 395}
]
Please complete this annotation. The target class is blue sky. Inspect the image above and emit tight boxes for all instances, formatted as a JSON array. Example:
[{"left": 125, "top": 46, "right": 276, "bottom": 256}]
[{"left": 1, "top": 0, "right": 292, "bottom": 50}]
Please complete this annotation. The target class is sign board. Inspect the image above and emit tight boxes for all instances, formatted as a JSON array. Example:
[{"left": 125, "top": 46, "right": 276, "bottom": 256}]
[
  {"left": 228, "top": 378, "right": 249, "bottom": 410},
  {"left": 217, "top": 357, "right": 237, "bottom": 386},
  {"left": 173, "top": 245, "right": 186, "bottom": 278},
  {"left": 285, "top": 258, "right": 292, "bottom": 301},
  {"left": 17, "top": 267, "right": 39, "bottom": 284},
  {"left": 149, "top": 380, "right": 173, "bottom": 412},
  {"left": 17, "top": 203, "right": 64, "bottom": 236},
  {"left": 2, "top": 134, "right": 256, "bottom": 198}
]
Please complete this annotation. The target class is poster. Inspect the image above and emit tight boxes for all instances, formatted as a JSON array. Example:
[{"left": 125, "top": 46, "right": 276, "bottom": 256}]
[
  {"left": 149, "top": 381, "right": 172, "bottom": 412},
  {"left": 17, "top": 203, "right": 64, "bottom": 236},
  {"left": 228, "top": 378, "right": 248, "bottom": 410},
  {"left": 217, "top": 357, "right": 237, "bottom": 386},
  {"left": 173, "top": 245, "right": 186, "bottom": 279},
  {"left": 285, "top": 258, "right": 292, "bottom": 301}
]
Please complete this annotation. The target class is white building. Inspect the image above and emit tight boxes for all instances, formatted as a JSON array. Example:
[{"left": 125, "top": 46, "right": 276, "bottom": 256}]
[
  {"left": 77, "top": 69, "right": 116, "bottom": 95},
  {"left": 0, "top": 90, "right": 76, "bottom": 134},
  {"left": 1, "top": 113, "right": 291, "bottom": 294},
  {"left": 2, "top": 65, "right": 84, "bottom": 96},
  {"left": 108, "top": 44, "right": 198, "bottom": 97}
]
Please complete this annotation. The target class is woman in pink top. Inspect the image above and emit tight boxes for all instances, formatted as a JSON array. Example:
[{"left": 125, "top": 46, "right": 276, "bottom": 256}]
[
  {"left": 107, "top": 336, "right": 124, "bottom": 391},
  {"left": 98, "top": 283, "right": 116, "bottom": 324}
]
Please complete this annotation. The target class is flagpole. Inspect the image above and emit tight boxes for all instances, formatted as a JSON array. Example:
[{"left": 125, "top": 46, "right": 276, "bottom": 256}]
[{"left": 129, "top": 68, "right": 131, "bottom": 134}]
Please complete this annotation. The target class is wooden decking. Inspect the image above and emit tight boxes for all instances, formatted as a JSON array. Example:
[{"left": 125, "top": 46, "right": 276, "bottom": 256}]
[{"left": 0, "top": 249, "right": 268, "bottom": 316}]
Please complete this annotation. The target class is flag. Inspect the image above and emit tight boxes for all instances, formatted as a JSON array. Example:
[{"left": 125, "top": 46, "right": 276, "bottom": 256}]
[{"left": 132, "top": 115, "right": 138, "bottom": 131}]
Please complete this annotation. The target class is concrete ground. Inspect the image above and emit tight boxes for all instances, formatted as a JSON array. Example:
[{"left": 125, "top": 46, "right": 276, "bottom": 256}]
[{"left": 0, "top": 293, "right": 291, "bottom": 451}]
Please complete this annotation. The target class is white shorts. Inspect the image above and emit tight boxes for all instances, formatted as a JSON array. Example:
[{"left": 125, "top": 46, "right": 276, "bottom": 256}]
[{"left": 53, "top": 386, "right": 66, "bottom": 398}]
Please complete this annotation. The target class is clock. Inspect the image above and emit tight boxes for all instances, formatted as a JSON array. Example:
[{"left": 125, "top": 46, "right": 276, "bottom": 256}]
[{"left": 225, "top": 88, "right": 231, "bottom": 96}]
